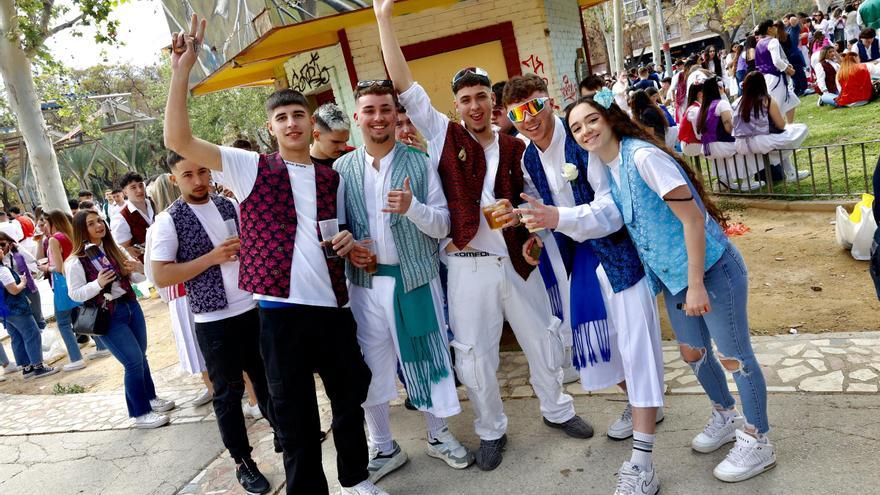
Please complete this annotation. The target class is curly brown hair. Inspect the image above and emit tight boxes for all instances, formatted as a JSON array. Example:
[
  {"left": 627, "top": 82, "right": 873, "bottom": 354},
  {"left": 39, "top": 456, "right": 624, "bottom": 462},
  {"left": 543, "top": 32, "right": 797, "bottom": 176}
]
[
  {"left": 501, "top": 73, "right": 548, "bottom": 107},
  {"left": 565, "top": 97, "right": 728, "bottom": 228}
]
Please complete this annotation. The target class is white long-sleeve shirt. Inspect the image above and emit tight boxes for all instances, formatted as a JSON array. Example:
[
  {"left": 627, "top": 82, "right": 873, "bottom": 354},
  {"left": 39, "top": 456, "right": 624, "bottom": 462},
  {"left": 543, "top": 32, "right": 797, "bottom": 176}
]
[
  {"left": 65, "top": 246, "right": 146, "bottom": 303},
  {"left": 765, "top": 38, "right": 791, "bottom": 73},
  {"left": 360, "top": 146, "right": 450, "bottom": 265},
  {"left": 813, "top": 59, "right": 840, "bottom": 93},
  {"left": 521, "top": 118, "right": 623, "bottom": 243}
]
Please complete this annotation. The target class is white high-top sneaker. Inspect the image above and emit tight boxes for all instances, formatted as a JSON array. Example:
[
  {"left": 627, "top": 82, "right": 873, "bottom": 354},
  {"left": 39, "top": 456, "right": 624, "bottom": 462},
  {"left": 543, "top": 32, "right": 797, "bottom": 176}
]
[
  {"left": 691, "top": 408, "right": 744, "bottom": 453},
  {"left": 713, "top": 429, "right": 777, "bottom": 482}
]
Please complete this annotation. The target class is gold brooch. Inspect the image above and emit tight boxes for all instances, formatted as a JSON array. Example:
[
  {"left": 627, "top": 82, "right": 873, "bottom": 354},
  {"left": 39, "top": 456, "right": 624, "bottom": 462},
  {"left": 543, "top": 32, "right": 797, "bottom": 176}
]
[{"left": 458, "top": 148, "right": 467, "bottom": 161}]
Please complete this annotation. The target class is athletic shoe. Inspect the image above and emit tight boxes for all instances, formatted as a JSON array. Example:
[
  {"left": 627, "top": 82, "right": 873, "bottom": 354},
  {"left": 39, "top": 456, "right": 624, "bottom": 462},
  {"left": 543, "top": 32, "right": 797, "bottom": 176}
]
[
  {"left": 63, "top": 360, "right": 86, "bottom": 372},
  {"left": 786, "top": 170, "right": 811, "bottom": 182},
  {"left": 614, "top": 461, "right": 660, "bottom": 495},
  {"left": 403, "top": 397, "right": 417, "bottom": 411},
  {"left": 475, "top": 434, "right": 507, "bottom": 471},
  {"left": 31, "top": 363, "right": 59, "bottom": 379},
  {"left": 543, "top": 414, "right": 594, "bottom": 439},
  {"left": 21, "top": 365, "right": 34, "bottom": 379},
  {"left": 242, "top": 402, "right": 262, "bottom": 419},
  {"left": 367, "top": 440, "right": 408, "bottom": 483},
  {"left": 730, "top": 180, "right": 765, "bottom": 192},
  {"left": 149, "top": 397, "right": 176, "bottom": 413},
  {"left": 426, "top": 426, "right": 474, "bottom": 469},
  {"left": 692, "top": 409, "right": 745, "bottom": 453},
  {"left": 86, "top": 349, "right": 111, "bottom": 360},
  {"left": 713, "top": 430, "right": 777, "bottom": 482},
  {"left": 816, "top": 97, "right": 823, "bottom": 107},
  {"left": 235, "top": 457, "right": 270, "bottom": 494},
  {"left": 134, "top": 411, "right": 169, "bottom": 429},
  {"left": 0, "top": 374, "right": 6, "bottom": 382},
  {"left": 191, "top": 388, "right": 213, "bottom": 407},
  {"left": 340, "top": 480, "right": 390, "bottom": 495},
  {"left": 607, "top": 404, "right": 665, "bottom": 440},
  {"left": 3, "top": 364, "right": 21, "bottom": 374}
]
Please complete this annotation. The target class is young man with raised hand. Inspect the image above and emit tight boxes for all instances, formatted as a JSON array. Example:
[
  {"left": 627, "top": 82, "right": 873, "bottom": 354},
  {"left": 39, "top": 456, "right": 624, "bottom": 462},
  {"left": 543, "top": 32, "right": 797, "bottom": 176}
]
[
  {"left": 163, "top": 15, "right": 377, "bottom": 495},
  {"left": 150, "top": 151, "right": 274, "bottom": 495},
  {"left": 335, "top": 81, "right": 473, "bottom": 484},
  {"left": 373, "top": 0, "right": 592, "bottom": 472},
  {"left": 504, "top": 76, "right": 665, "bottom": 494}
]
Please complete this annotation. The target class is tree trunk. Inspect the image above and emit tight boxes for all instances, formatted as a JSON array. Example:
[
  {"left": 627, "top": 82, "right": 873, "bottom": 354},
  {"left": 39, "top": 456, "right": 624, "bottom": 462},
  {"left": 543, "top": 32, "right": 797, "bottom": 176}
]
[{"left": 0, "top": 2, "right": 72, "bottom": 214}]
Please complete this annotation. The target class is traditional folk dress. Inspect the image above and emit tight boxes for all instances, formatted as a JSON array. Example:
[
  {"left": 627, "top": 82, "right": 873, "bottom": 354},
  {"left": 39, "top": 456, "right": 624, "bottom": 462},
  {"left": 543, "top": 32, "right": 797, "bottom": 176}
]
[{"left": 755, "top": 37, "right": 800, "bottom": 116}]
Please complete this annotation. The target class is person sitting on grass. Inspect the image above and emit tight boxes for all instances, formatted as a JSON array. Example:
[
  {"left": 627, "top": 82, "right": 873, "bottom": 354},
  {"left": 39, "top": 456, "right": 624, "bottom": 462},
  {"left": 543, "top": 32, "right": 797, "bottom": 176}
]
[{"left": 835, "top": 52, "right": 875, "bottom": 107}]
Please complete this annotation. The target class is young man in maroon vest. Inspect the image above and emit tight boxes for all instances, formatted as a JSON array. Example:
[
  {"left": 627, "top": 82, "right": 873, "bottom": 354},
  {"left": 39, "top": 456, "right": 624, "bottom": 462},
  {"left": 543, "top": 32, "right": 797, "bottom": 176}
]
[
  {"left": 150, "top": 151, "right": 274, "bottom": 494},
  {"left": 375, "top": 0, "right": 592, "bottom": 472},
  {"left": 111, "top": 171, "right": 155, "bottom": 262},
  {"left": 163, "top": 16, "right": 380, "bottom": 495}
]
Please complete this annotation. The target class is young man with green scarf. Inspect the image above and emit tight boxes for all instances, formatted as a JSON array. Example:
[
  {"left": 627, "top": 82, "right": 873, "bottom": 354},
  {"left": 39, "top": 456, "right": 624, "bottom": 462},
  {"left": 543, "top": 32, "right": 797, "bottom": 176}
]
[{"left": 336, "top": 81, "right": 473, "bottom": 484}]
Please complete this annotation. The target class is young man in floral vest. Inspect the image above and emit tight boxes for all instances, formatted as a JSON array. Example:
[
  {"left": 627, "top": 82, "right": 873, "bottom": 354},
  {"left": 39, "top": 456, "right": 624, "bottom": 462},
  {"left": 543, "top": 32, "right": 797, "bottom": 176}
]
[
  {"left": 163, "top": 15, "right": 378, "bottom": 495},
  {"left": 504, "top": 75, "right": 665, "bottom": 494},
  {"left": 335, "top": 81, "right": 473, "bottom": 485},
  {"left": 150, "top": 151, "right": 274, "bottom": 494},
  {"left": 374, "top": 0, "right": 592, "bottom": 472}
]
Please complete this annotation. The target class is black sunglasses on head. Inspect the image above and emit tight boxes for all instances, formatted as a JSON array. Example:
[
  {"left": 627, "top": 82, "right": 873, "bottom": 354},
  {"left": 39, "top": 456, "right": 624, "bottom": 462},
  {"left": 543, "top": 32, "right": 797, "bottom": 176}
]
[{"left": 356, "top": 80, "right": 394, "bottom": 90}]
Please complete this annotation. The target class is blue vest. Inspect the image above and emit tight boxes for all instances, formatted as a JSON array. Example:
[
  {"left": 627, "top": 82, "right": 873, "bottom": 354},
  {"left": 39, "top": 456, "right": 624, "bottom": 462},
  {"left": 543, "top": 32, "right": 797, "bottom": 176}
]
[
  {"left": 608, "top": 137, "right": 728, "bottom": 295},
  {"left": 522, "top": 121, "right": 645, "bottom": 294},
  {"left": 1, "top": 265, "right": 32, "bottom": 316},
  {"left": 858, "top": 39, "right": 880, "bottom": 62}
]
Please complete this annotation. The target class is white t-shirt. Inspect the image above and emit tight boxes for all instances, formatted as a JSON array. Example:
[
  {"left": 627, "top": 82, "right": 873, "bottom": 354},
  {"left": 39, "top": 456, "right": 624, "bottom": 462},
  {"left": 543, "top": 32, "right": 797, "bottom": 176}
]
[
  {"left": 150, "top": 200, "right": 256, "bottom": 323},
  {"left": 0, "top": 265, "right": 17, "bottom": 287},
  {"left": 215, "top": 146, "right": 345, "bottom": 307},
  {"left": 607, "top": 146, "right": 688, "bottom": 198},
  {"left": 689, "top": 99, "right": 731, "bottom": 139}
]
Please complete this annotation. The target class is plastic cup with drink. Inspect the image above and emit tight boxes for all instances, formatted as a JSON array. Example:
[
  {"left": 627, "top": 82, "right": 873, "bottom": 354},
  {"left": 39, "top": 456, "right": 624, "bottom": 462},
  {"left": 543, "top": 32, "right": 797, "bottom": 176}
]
[
  {"left": 318, "top": 219, "right": 340, "bottom": 259},
  {"left": 517, "top": 202, "right": 544, "bottom": 233},
  {"left": 359, "top": 237, "right": 378, "bottom": 274},
  {"left": 223, "top": 219, "right": 240, "bottom": 261},
  {"left": 482, "top": 201, "right": 507, "bottom": 230}
]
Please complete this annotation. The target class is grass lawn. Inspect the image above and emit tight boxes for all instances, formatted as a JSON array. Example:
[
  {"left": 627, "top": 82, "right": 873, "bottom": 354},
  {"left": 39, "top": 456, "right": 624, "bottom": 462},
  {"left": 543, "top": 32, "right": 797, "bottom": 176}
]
[{"left": 695, "top": 93, "right": 880, "bottom": 199}]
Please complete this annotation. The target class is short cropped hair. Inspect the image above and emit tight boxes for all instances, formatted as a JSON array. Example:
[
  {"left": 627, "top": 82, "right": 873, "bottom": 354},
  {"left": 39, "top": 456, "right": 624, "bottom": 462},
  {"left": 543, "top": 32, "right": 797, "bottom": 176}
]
[
  {"left": 313, "top": 103, "right": 351, "bottom": 133},
  {"left": 578, "top": 75, "right": 604, "bottom": 93},
  {"left": 7, "top": 206, "right": 20, "bottom": 215},
  {"left": 77, "top": 191, "right": 92, "bottom": 198},
  {"left": 501, "top": 73, "right": 548, "bottom": 107},
  {"left": 118, "top": 171, "right": 144, "bottom": 190},
  {"left": 860, "top": 28, "right": 876, "bottom": 40},
  {"left": 452, "top": 72, "right": 492, "bottom": 95},
  {"left": 68, "top": 198, "right": 80, "bottom": 210},
  {"left": 354, "top": 83, "right": 398, "bottom": 106},
  {"left": 166, "top": 150, "right": 185, "bottom": 171},
  {"left": 265, "top": 89, "right": 310, "bottom": 115}
]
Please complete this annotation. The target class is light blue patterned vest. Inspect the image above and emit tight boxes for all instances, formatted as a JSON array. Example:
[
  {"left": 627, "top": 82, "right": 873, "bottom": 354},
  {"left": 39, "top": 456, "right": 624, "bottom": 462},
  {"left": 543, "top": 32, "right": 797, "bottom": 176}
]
[
  {"left": 334, "top": 143, "right": 439, "bottom": 293},
  {"left": 609, "top": 137, "right": 728, "bottom": 295}
]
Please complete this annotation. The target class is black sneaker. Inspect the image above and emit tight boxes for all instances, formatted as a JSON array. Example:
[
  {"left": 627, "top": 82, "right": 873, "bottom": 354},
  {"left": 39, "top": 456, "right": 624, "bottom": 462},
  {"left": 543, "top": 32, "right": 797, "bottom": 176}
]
[
  {"left": 475, "top": 434, "right": 507, "bottom": 471},
  {"left": 21, "top": 365, "right": 34, "bottom": 380},
  {"left": 543, "top": 414, "right": 594, "bottom": 439},
  {"left": 404, "top": 397, "right": 417, "bottom": 411},
  {"left": 31, "top": 363, "right": 60, "bottom": 380},
  {"left": 236, "top": 458, "right": 270, "bottom": 495}
]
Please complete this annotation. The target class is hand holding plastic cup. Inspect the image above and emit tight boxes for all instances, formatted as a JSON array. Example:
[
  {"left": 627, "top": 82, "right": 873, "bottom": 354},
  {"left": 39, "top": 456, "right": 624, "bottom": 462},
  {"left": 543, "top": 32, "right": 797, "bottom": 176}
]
[
  {"left": 318, "top": 219, "right": 340, "bottom": 259},
  {"left": 223, "top": 219, "right": 240, "bottom": 260},
  {"left": 517, "top": 202, "right": 543, "bottom": 233},
  {"left": 358, "top": 237, "right": 378, "bottom": 274}
]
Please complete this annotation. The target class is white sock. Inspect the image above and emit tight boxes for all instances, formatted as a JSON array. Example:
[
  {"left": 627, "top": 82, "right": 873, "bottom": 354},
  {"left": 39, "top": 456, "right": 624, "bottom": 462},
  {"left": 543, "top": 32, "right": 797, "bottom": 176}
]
[
  {"left": 630, "top": 431, "right": 655, "bottom": 471},
  {"left": 424, "top": 411, "right": 447, "bottom": 440},
  {"left": 363, "top": 403, "right": 394, "bottom": 454}
]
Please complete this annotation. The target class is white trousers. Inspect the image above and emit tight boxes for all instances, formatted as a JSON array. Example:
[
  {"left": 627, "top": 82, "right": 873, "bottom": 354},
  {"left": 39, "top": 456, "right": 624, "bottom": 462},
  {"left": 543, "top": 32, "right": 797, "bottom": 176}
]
[
  {"left": 349, "top": 276, "right": 461, "bottom": 418},
  {"left": 446, "top": 255, "right": 574, "bottom": 441},
  {"left": 168, "top": 296, "right": 205, "bottom": 375},
  {"left": 764, "top": 73, "right": 801, "bottom": 116}
]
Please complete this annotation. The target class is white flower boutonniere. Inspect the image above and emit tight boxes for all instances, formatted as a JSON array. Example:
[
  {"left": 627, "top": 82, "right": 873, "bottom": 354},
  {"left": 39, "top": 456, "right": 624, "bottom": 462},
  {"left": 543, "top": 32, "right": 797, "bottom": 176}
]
[{"left": 561, "top": 163, "right": 579, "bottom": 182}]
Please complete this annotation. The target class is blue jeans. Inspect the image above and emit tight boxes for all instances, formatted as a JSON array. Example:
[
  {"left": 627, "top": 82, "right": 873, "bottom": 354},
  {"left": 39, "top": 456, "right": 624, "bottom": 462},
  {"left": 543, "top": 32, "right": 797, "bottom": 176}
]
[
  {"left": 4, "top": 313, "right": 43, "bottom": 366},
  {"left": 98, "top": 300, "right": 156, "bottom": 417},
  {"left": 662, "top": 247, "right": 770, "bottom": 434},
  {"left": 55, "top": 309, "right": 83, "bottom": 362},
  {"left": 0, "top": 341, "right": 10, "bottom": 366},
  {"left": 820, "top": 92, "right": 840, "bottom": 107}
]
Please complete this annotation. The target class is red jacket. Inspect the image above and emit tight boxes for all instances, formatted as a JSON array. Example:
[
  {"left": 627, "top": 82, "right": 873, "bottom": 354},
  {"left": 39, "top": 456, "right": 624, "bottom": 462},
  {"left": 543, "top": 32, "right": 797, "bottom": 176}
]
[
  {"left": 15, "top": 216, "right": 34, "bottom": 238},
  {"left": 836, "top": 65, "right": 873, "bottom": 106}
]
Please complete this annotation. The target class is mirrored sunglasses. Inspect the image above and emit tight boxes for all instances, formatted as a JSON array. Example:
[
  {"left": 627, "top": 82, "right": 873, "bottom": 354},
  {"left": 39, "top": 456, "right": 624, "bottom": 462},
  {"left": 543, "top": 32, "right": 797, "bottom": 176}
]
[{"left": 507, "top": 97, "right": 550, "bottom": 123}]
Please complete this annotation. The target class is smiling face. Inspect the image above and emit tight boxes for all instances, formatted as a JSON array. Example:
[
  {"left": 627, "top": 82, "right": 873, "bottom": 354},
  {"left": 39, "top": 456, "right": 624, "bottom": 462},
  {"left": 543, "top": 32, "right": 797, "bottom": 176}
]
[
  {"left": 567, "top": 101, "right": 613, "bottom": 154},
  {"left": 454, "top": 84, "right": 493, "bottom": 134},
  {"left": 122, "top": 180, "right": 146, "bottom": 203},
  {"left": 85, "top": 212, "right": 107, "bottom": 243},
  {"left": 507, "top": 91, "right": 555, "bottom": 147},
  {"left": 268, "top": 103, "right": 312, "bottom": 152},
  {"left": 354, "top": 93, "right": 397, "bottom": 144},
  {"left": 169, "top": 158, "right": 212, "bottom": 204},
  {"left": 395, "top": 111, "right": 419, "bottom": 144}
]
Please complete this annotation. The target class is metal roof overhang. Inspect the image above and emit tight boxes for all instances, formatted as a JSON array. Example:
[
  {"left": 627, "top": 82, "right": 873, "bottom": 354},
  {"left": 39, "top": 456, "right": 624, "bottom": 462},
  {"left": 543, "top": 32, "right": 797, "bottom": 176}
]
[
  {"left": 578, "top": 0, "right": 609, "bottom": 7},
  {"left": 191, "top": 0, "right": 459, "bottom": 95}
]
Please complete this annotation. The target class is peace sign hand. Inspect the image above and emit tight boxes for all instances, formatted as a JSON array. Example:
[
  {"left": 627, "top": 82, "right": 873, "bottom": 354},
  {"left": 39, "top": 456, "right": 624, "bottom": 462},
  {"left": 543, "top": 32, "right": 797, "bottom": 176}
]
[
  {"left": 513, "top": 193, "right": 560, "bottom": 231},
  {"left": 171, "top": 13, "right": 207, "bottom": 73}
]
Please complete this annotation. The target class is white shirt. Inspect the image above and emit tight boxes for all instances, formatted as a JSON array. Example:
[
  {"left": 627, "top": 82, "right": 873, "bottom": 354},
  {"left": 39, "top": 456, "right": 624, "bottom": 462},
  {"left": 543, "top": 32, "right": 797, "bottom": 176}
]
[
  {"left": 764, "top": 38, "right": 791, "bottom": 73},
  {"left": 690, "top": 99, "right": 731, "bottom": 140},
  {"left": 0, "top": 221, "right": 24, "bottom": 242},
  {"left": 813, "top": 59, "right": 840, "bottom": 93},
  {"left": 520, "top": 118, "right": 624, "bottom": 243},
  {"left": 361, "top": 147, "right": 450, "bottom": 265},
  {"left": 216, "top": 146, "right": 346, "bottom": 307},
  {"left": 65, "top": 245, "right": 147, "bottom": 302},
  {"left": 397, "top": 82, "right": 509, "bottom": 256},
  {"left": 0, "top": 265, "right": 17, "bottom": 288},
  {"left": 3, "top": 251, "right": 38, "bottom": 279},
  {"left": 111, "top": 200, "right": 154, "bottom": 245},
  {"left": 149, "top": 200, "right": 256, "bottom": 323}
]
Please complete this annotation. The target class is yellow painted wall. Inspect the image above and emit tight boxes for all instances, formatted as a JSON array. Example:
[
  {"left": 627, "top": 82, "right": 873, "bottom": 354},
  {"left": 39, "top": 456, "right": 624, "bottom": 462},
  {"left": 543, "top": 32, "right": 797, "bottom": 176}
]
[{"left": 407, "top": 40, "right": 509, "bottom": 119}]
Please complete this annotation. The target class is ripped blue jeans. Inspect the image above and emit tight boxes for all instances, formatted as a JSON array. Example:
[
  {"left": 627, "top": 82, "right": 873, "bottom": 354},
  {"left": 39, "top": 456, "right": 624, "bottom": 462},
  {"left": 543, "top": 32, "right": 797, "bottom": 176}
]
[{"left": 662, "top": 246, "right": 769, "bottom": 434}]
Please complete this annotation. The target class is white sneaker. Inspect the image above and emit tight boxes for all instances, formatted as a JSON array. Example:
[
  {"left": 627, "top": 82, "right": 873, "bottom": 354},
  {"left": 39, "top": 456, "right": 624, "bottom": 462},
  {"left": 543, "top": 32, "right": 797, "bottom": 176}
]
[
  {"left": 0, "top": 374, "right": 6, "bottom": 382},
  {"left": 63, "top": 360, "right": 86, "bottom": 372},
  {"left": 786, "top": 170, "right": 811, "bottom": 182},
  {"left": 191, "top": 388, "right": 213, "bottom": 407},
  {"left": 134, "top": 411, "right": 169, "bottom": 429},
  {"left": 426, "top": 426, "right": 474, "bottom": 469},
  {"left": 713, "top": 430, "right": 777, "bottom": 482},
  {"left": 243, "top": 402, "right": 263, "bottom": 419},
  {"left": 614, "top": 461, "right": 660, "bottom": 495},
  {"left": 692, "top": 409, "right": 745, "bottom": 453},
  {"left": 2, "top": 364, "right": 20, "bottom": 374},
  {"left": 86, "top": 349, "right": 111, "bottom": 360},
  {"left": 340, "top": 480, "right": 390, "bottom": 495},
  {"left": 149, "top": 397, "right": 176, "bottom": 413},
  {"left": 367, "top": 440, "right": 408, "bottom": 483},
  {"left": 607, "top": 404, "right": 665, "bottom": 440}
]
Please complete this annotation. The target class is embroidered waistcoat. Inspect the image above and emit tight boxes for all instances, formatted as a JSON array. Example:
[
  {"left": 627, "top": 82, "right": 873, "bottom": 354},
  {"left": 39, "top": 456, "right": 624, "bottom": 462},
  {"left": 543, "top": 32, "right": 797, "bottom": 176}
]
[
  {"left": 701, "top": 100, "right": 735, "bottom": 156},
  {"left": 119, "top": 199, "right": 154, "bottom": 251},
  {"left": 755, "top": 38, "right": 782, "bottom": 76},
  {"left": 167, "top": 194, "right": 239, "bottom": 314},
  {"left": 334, "top": 143, "right": 439, "bottom": 293},
  {"left": 238, "top": 152, "right": 348, "bottom": 307},
  {"left": 78, "top": 251, "right": 136, "bottom": 310},
  {"left": 1, "top": 266, "right": 32, "bottom": 316},
  {"left": 608, "top": 138, "right": 728, "bottom": 295}
]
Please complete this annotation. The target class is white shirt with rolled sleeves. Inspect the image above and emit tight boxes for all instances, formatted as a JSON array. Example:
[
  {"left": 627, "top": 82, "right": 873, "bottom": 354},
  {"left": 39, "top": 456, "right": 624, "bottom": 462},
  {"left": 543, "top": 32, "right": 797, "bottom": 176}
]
[
  {"left": 111, "top": 200, "right": 154, "bottom": 245},
  {"left": 397, "top": 82, "right": 508, "bottom": 257},
  {"left": 214, "top": 146, "right": 346, "bottom": 307}
]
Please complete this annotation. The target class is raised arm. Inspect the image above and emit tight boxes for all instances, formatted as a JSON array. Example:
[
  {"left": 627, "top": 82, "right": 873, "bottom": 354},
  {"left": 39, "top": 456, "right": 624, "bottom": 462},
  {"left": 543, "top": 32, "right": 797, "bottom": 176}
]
[
  {"left": 374, "top": 0, "right": 414, "bottom": 93},
  {"left": 163, "top": 14, "right": 222, "bottom": 171}
]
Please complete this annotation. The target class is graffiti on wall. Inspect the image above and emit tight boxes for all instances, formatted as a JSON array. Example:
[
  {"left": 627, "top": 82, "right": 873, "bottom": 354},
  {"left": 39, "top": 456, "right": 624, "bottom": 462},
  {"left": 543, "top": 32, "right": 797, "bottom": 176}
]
[
  {"left": 290, "top": 52, "right": 332, "bottom": 93},
  {"left": 521, "top": 54, "right": 549, "bottom": 85},
  {"left": 560, "top": 74, "right": 577, "bottom": 102}
]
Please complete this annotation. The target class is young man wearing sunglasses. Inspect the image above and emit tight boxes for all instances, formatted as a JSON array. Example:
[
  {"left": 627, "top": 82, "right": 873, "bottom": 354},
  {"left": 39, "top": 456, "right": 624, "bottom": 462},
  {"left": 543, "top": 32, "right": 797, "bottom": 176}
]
[
  {"left": 163, "top": 14, "right": 376, "bottom": 495},
  {"left": 374, "top": 0, "right": 592, "bottom": 472},
  {"left": 505, "top": 75, "right": 665, "bottom": 494}
]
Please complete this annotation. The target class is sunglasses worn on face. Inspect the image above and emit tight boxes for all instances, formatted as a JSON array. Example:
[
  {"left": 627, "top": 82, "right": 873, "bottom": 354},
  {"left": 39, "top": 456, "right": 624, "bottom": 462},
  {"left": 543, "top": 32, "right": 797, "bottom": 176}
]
[
  {"left": 451, "top": 67, "right": 489, "bottom": 87},
  {"left": 507, "top": 97, "right": 550, "bottom": 123}
]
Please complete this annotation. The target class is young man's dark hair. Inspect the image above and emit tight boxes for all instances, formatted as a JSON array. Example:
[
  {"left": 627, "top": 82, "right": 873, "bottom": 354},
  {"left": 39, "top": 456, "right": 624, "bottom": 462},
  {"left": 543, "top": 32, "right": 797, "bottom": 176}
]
[
  {"left": 118, "top": 171, "right": 144, "bottom": 190},
  {"left": 231, "top": 139, "right": 253, "bottom": 150},
  {"left": 451, "top": 69, "right": 491, "bottom": 94},
  {"left": 501, "top": 73, "right": 548, "bottom": 107},
  {"left": 860, "top": 28, "right": 877, "bottom": 41},
  {"left": 166, "top": 150, "right": 185, "bottom": 171},
  {"left": 7, "top": 206, "right": 21, "bottom": 215},
  {"left": 354, "top": 80, "right": 399, "bottom": 105},
  {"left": 395, "top": 102, "right": 407, "bottom": 114},
  {"left": 264, "top": 89, "right": 309, "bottom": 115},
  {"left": 756, "top": 19, "right": 775, "bottom": 37},
  {"left": 77, "top": 190, "right": 92, "bottom": 199},
  {"left": 78, "top": 200, "right": 95, "bottom": 210},
  {"left": 661, "top": 76, "right": 672, "bottom": 84},
  {"left": 491, "top": 81, "right": 507, "bottom": 106},
  {"left": 578, "top": 75, "right": 605, "bottom": 95},
  {"left": 68, "top": 198, "right": 80, "bottom": 211},
  {"left": 111, "top": 188, "right": 122, "bottom": 195}
]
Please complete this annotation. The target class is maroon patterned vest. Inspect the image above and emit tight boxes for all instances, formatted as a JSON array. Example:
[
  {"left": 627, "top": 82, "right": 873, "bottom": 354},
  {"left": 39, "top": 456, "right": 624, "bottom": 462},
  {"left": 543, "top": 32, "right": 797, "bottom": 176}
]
[
  {"left": 437, "top": 122, "right": 534, "bottom": 280},
  {"left": 821, "top": 61, "right": 839, "bottom": 94},
  {"left": 119, "top": 199, "right": 154, "bottom": 262},
  {"left": 77, "top": 250, "right": 136, "bottom": 311},
  {"left": 238, "top": 152, "right": 348, "bottom": 306}
]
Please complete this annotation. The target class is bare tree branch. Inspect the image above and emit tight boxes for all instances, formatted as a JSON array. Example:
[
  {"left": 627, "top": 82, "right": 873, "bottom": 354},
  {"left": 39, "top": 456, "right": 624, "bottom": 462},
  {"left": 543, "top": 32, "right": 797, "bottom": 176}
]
[
  {"left": 48, "top": 13, "right": 84, "bottom": 37},
  {"left": 38, "top": 0, "right": 54, "bottom": 37}
]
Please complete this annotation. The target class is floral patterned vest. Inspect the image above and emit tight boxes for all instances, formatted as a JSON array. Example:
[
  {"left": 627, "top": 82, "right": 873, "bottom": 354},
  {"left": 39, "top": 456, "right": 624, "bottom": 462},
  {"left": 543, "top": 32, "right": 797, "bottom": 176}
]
[{"left": 78, "top": 250, "right": 136, "bottom": 310}]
